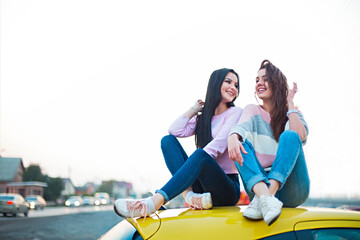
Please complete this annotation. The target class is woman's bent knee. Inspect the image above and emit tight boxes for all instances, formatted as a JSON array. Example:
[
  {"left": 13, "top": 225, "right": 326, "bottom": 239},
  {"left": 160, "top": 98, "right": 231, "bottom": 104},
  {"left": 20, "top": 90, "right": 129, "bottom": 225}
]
[
  {"left": 192, "top": 149, "right": 213, "bottom": 161},
  {"left": 161, "top": 135, "right": 177, "bottom": 148},
  {"left": 279, "top": 130, "right": 302, "bottom": 145},
  {"left": 280, "top": 130, "right": 300, "bottom": 140},
  {"left": 280, "top": 186, "right": 310, "bottom": 207}
]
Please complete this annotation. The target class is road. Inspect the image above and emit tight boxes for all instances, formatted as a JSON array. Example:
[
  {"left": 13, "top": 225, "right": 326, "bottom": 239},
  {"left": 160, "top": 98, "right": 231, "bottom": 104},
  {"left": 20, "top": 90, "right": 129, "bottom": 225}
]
[{"left": 0, "top": 206, "right": 123, "bottom": 240}]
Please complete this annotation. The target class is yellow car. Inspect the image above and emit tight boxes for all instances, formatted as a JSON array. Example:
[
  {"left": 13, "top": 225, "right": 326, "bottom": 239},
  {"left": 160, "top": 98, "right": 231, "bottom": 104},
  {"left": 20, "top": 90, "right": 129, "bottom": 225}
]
[{"left": 100, "top": 206, "right": 360, "bottom": 240}]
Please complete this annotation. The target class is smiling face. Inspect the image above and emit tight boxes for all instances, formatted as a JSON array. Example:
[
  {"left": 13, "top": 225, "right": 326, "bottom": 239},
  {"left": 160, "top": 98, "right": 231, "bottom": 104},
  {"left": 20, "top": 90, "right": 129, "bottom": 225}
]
[
  {"left": 255, "top": 68, "right": 273, "bottom": 101},
  {"left": 220, "top": 72, "right": 239, "bottom": 104}
]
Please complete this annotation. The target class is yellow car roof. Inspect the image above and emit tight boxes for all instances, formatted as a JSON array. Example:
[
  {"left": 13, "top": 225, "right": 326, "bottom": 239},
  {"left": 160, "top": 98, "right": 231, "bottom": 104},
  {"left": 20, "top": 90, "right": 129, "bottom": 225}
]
[{"left": 127, "top": 206, "right": 360, "bottom": 239}]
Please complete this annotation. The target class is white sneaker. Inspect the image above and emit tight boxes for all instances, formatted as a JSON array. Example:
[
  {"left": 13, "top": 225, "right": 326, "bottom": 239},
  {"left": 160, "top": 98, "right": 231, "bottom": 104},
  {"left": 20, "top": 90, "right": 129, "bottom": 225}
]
[
  {"left": 185, "top": 192, "right": 212, "bottom": 210},
  {"left": 113, "top": 198, "right": 155, "bottom": 219},
  {"left": 243, "top": 196, "right": 263, "bottom": 220},
  {"left": 259, "top": 195, "right": 283, "bottom": 226}
]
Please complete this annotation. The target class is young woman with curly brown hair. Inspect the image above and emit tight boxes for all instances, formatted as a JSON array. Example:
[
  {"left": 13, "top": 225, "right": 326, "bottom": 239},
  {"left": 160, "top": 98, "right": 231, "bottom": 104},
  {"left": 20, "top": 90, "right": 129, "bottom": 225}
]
[{"left": 227, "top": 60, "right": 310, "bottom": 226}]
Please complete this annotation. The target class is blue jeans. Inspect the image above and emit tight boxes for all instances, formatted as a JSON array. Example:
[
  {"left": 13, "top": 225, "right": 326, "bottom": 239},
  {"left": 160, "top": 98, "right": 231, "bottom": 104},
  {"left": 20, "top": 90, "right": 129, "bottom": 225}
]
[
  {"left": 156, "top": 135, "right": 241, "bottom": 207},
  {"left": 236, "top": 130, "right": 310, "bottom": 207}
]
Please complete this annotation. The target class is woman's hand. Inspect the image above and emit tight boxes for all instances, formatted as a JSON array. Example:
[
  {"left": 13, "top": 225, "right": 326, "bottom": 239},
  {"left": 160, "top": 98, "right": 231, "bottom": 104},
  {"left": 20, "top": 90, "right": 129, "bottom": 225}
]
[
  {"left": 191, "top": 99, "right": 204, "bottom": 113},
  {"left": 228, "top": 134, "right": 247, "bottom": 166},
  {"left": 287, "top": 82, "right": 298, "bottom": 110},
  {"left": 287, "top": 82, "right": 307, "bottom": 140},
  {"left": 184, "top": 99, "right": 204, "bottom": 119}
]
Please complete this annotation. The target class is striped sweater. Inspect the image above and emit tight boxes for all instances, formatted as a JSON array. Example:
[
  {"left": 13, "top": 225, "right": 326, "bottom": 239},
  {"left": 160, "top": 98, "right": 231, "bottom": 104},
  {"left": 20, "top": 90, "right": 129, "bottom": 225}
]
[{"left": 229, "top": 104, "right": 308, "bottom": 168}]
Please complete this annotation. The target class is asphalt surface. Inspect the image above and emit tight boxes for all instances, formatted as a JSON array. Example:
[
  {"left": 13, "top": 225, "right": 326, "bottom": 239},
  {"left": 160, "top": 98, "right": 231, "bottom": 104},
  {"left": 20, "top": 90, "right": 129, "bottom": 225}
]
[{"left": 0, "top": 207, "right": 123, "bottom": 240}]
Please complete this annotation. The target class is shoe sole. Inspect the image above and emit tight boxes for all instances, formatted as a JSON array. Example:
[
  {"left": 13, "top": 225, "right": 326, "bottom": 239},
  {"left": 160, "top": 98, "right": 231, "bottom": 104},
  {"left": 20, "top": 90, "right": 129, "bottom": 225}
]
[
  {"left": 113, "top": 205, "right": 127, "bottom": 218},
  {"left": 242, "top": 213, "right": 263, "bottom": 220},
  {"left": 266, "top": 211, "right": 281, "bottom": 226}
]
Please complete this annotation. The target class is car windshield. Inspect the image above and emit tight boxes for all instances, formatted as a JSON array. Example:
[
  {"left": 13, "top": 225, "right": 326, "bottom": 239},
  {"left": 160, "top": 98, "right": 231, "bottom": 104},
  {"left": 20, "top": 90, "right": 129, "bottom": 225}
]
[
  {"left": 26, "top": 197, "right": 37, "bottom": 201},
  {"left": 95, "top": 193, "right": 109, "bottom": 198},
  {"left": 0, "top": 196, "right": 14, "bottom": 201}
]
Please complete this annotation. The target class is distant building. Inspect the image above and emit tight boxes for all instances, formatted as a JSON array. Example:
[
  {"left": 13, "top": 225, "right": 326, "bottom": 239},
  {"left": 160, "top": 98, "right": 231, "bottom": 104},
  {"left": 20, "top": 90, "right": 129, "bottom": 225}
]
[
  {"left": 61, "top": 178, "right": 76, "bottom": 197},
  {"left": 75, "top": 182, "right": 97, "bottom": 195},
  {"left": 83, "top": 182, "right": 97, "bottom": 195},
  {"left": 6, "top": 181, "right": 47, "bottom": 197},
  {"left": 0, "top": 157, "right": 47, "bottom": 197},
  {"left": 113, "top": 181, "right": 133, "bottom": 199},
  {"left": 0, "top": 157, "right": 24, "bottom": 186}
]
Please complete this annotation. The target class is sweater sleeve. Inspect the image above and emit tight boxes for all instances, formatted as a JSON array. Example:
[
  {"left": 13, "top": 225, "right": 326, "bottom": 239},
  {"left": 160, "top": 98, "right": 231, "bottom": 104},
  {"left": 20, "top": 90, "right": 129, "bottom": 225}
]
[
  {"left": 168, "top": 114, "right": 197, "bottom": 137},
  {"left": 204, "top": 108, "right": 242, "bottom": 159},
  {"left": 229, "top": 105, "right": 257, "bottom": 144},
  {"left": 284, "top": 110, "right": 309, "bottom": 144}
]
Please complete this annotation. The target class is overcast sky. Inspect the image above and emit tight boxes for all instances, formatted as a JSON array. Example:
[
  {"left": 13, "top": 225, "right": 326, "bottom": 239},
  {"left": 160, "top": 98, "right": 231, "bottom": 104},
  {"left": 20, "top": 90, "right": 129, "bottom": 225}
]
[{"left": 1, "top": 0, "right": 359, "bottom": 198}]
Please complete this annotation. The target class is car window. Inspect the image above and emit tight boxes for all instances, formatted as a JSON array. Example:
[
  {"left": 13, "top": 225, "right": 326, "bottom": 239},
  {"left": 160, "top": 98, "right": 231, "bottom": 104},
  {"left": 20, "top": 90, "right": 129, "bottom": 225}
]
[
  {"left": 295, "top": 228, "right": 360, "bottom": 240},
  {"left": 0, "top": 196, "right": 14, "bottom": 201},
  {"left": 311, "top": 228, "right": 360, "bottom": 240},
  {"left": 259, "top": 231, "right": 297, "bottom": 240},
  {"left": 26, "top": 197, "right": 38, "bottom": 201}
]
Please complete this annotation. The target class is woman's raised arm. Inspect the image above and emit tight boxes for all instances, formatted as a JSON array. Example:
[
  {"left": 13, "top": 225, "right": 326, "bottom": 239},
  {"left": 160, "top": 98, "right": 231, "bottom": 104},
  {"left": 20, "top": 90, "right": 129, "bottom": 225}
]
[{"left": 287, "top": 82, "right": 306, "bottom": 140}]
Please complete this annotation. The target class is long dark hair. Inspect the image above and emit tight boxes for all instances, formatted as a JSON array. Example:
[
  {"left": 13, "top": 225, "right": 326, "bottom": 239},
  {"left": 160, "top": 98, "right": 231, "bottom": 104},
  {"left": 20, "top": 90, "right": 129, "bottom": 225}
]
[
  {"left": 259, "top": 60, "right": 288, "bottom": 141},
  {"left": 195, "top": 68, "right": 239, "bottom": 148}
]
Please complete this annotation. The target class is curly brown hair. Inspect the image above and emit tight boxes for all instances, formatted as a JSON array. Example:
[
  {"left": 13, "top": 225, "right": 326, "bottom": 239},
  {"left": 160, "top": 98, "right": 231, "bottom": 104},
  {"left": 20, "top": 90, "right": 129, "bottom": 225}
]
[{"left": 259, "top": 60, "right": 288, "bottom": 141}]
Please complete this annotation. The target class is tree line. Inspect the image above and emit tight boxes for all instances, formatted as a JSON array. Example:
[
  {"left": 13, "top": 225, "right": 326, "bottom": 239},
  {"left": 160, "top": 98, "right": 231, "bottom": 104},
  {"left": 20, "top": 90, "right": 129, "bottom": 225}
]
[{"left": 23, "top": 164, "right": 64, "bottom": 201}]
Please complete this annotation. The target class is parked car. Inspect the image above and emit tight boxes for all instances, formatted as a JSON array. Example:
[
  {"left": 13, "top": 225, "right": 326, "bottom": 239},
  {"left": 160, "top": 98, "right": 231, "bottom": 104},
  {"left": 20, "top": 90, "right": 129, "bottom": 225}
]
[
  {"left": 82, "top": 196, "right": 95, "bottom": 206},
  {"left": 0, "top": 193, "right": 29, "bottom": 217},
  {"left": 95, "top": 192, "right": 111, "bottom": 205},
  {"left": 99, "top": 206, "right": 360, "bottom": 240},
  {"left": 25, "top": 195, "right": 46, "bottom": 210},
  {"left": 65, "top": 196, "right": 83, "bottom": 207}
]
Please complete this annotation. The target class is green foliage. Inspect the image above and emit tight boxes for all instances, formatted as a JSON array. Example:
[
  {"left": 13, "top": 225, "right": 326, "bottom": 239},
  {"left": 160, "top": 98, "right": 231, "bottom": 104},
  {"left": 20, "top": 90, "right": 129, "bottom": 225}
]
[
  {"left": 23, "top": 164, "right": 46, "bottom": 182},
  {"left": 23, "top": 164, "right": 64, "bottom": 201},
  {"left": 44, "top": 177, "right": 64, "bottom": 201}
]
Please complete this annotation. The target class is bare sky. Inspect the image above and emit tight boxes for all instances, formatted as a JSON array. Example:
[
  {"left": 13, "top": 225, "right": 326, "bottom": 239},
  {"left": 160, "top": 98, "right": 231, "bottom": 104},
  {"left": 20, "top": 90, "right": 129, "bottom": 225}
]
[{"left": 1, "top": 0, "right": 360, "bottom": 198}]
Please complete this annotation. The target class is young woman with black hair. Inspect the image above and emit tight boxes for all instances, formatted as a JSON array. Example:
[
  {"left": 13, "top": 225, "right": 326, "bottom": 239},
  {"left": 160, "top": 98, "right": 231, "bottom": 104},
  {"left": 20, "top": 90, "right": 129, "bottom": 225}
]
[
  {"left": 114, "top": 68, "right": 243, "bottom": 219},
  {"left": 228, "top": 60, "right": 310, "bottom": 226}
]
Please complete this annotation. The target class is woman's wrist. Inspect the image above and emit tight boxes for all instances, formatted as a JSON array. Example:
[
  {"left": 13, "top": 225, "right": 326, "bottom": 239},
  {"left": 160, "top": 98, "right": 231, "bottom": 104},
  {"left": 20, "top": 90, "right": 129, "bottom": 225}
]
[
  {"left": 286, "top": 109, "right": 298, "bottom": 117},
  {"left": 191, "top": 101, "right": 203, "bottom": 113},
  {"left": 287, "top": 100, "right": 298, "bottom": 117},
  {"left": 229, "top": 133, "right": 241, "bottom": 141},
  {"left": 191, "top": 105, "right": 200, "bottom": 113},
  {"left": 287, "top": 101, "right": 295, "bottom": 111}
]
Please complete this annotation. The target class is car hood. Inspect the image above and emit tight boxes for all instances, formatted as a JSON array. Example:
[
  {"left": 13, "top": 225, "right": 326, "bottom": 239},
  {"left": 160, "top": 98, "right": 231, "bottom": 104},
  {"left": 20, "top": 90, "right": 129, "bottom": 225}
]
[
  {"left": 126, "top": 206, "right": 360, "bottom": 239},
  {"left": 128, "top": 206, "right": 297, "bottom": 239}
]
